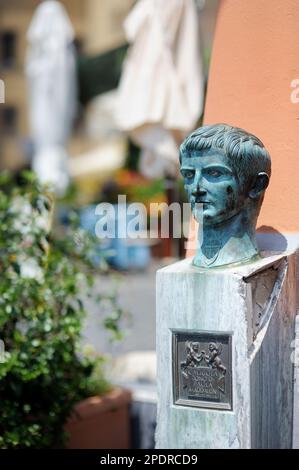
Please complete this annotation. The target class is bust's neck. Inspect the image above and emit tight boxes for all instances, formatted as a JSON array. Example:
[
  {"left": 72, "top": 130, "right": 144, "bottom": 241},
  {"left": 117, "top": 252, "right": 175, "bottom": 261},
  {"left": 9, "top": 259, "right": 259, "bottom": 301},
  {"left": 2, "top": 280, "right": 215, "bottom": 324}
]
[{"left": 193, "top": 208, "right": 259, "bottom": 268}]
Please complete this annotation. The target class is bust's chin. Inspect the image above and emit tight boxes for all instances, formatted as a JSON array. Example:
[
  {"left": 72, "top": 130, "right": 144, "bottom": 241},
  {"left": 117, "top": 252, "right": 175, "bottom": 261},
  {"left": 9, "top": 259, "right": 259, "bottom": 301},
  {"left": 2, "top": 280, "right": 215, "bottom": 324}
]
[{"left": 191, "top": 206, "right": 203, "bottom": 223}]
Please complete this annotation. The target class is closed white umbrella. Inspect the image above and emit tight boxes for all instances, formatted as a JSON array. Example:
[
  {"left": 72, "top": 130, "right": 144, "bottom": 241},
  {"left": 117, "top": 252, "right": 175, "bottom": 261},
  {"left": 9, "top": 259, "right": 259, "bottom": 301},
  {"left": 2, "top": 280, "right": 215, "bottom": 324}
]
[
  {"left": 116, "top": 0, "right": 204, "bottom": 179},
  {"left": 25, "top": 0, "right": 77, "bottom": 194}
]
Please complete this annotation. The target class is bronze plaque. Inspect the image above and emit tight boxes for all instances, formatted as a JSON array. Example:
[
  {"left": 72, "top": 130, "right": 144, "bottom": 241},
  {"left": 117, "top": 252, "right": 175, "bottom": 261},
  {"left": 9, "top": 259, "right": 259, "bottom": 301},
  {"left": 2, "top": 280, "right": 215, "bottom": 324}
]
[{"left": 172, "top": 330, "right": 232, "bottom": 410}]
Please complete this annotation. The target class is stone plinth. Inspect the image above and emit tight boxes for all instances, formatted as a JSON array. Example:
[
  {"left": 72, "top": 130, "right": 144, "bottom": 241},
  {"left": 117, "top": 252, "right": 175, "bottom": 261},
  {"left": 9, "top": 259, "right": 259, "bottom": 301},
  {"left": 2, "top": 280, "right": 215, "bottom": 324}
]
[{"left": 156, "top": 251, "right": 297, "bottom": 449}]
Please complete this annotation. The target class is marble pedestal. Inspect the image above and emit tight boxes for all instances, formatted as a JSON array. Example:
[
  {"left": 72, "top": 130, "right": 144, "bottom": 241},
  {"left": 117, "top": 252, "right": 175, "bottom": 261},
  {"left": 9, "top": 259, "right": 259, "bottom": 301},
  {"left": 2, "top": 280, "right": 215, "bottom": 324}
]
[{"left": 156, "top": 251, "right": 297, "bottom": 449}]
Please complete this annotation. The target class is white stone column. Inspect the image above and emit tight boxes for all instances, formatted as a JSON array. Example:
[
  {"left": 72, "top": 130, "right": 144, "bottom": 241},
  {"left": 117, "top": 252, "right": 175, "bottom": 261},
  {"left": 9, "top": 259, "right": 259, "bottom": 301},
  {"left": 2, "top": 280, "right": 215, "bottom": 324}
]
[{"left": 156, "top": 251, "right": 297, "bottom": 449}]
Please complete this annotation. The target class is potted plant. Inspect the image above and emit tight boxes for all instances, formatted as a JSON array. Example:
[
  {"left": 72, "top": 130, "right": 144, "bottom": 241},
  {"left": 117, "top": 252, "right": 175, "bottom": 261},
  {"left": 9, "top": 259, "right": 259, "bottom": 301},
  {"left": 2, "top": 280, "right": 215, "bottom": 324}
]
[{"left": 0, "top": 171, "right": 131, "bottom": 449}]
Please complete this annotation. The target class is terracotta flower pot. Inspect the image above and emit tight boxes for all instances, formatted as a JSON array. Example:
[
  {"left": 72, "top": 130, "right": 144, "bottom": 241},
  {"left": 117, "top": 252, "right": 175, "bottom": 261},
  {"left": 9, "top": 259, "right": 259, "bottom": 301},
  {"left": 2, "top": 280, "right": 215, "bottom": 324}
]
[{"left": 64, "top": 387, "right": 132, "bottom": 449}]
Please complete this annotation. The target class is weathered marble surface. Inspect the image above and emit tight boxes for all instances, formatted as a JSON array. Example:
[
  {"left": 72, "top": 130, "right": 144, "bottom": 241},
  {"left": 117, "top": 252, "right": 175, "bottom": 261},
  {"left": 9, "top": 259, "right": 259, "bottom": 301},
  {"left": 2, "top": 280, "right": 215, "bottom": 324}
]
[
  {"left": 156, "top": 251, "right": 297, "bottom": 449},
  {"left": 292, "top": 315, "right": 299, "bottom": 449}
]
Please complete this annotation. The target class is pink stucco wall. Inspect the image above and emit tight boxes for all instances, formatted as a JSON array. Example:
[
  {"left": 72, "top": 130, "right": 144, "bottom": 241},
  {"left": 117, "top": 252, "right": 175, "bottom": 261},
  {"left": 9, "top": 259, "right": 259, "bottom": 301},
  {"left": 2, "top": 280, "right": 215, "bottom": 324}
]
[{"left": 190, "top": 0, "right": 299, "bottom": 246}]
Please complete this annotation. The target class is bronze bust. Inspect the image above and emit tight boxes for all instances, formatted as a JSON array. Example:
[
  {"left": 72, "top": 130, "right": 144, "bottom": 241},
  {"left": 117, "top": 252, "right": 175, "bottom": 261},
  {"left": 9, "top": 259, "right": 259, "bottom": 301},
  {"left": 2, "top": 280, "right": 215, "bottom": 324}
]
[{"left": 180, "top": 124, "right": 271, "bottom": 268}]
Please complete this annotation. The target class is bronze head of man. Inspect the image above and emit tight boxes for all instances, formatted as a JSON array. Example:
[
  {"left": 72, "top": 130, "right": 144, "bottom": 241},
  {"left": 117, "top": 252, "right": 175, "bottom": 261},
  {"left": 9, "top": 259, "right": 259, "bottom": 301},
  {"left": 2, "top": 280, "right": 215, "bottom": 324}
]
[{"left": 180, "top": 124, "right": 271, "bottom": 268}]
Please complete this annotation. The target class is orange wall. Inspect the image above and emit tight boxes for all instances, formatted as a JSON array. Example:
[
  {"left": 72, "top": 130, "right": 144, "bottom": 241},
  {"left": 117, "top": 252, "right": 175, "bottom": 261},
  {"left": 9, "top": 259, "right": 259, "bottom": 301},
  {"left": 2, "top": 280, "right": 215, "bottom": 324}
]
[{"left": 202, "top": 0, "right": 299, "bottom": 233}]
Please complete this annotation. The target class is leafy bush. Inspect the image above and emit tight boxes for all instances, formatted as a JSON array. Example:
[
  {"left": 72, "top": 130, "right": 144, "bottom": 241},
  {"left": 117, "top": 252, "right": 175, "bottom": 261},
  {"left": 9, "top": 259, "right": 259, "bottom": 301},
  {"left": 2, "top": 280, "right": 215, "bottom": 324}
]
[{"left": 0, "top": 172, "right": 124, "bottom": 448}]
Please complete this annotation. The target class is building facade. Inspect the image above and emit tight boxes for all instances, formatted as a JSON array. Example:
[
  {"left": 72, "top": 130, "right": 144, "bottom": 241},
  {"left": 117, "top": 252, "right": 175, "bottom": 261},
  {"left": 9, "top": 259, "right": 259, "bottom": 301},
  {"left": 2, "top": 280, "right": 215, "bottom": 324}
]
[{"left": 0, "top": 0, "right": 134, "bottom": 170}]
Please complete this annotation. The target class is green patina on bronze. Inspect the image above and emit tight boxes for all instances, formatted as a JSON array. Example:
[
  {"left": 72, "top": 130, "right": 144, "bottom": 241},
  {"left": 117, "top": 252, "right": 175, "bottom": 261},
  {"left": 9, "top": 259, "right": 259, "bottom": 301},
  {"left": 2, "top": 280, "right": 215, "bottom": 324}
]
[{"left": 180, "top": 124, "right": 271, "bottom": 268}]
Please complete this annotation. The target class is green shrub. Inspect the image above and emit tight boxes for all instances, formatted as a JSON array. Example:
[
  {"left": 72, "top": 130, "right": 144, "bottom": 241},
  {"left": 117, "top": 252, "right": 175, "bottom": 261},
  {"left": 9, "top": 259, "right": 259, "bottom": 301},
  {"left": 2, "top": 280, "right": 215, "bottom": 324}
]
[{"left": 0, "top": 171, "right": 124, "bottom": 448}]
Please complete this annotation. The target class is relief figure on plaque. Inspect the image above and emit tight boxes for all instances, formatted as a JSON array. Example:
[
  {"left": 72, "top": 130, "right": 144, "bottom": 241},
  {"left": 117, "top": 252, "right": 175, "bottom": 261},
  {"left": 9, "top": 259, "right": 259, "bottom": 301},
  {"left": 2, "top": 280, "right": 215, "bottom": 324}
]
[
  {"left": 204, "top": 343, "right": 226, "bottom": 375},
  {"left": 181, "top": 341, "right": 205, "bottom": 378},
  {"left": 180, "top": 340, "right": 227, "bottom": 394}
]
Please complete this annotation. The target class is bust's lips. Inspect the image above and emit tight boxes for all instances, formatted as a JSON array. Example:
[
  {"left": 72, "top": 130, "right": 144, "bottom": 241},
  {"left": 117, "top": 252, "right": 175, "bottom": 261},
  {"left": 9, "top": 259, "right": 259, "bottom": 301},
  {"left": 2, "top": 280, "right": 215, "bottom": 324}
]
[{"left": 192, "top": 200, "right": 212, "bottom": 205}]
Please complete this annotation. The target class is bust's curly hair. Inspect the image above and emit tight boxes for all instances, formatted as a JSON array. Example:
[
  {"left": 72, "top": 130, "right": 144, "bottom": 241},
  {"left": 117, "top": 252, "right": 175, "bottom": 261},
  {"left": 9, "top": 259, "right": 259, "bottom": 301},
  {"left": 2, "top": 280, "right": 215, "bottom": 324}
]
[{"left": 180, "top": 124, "right": 271, "bottom": 189}]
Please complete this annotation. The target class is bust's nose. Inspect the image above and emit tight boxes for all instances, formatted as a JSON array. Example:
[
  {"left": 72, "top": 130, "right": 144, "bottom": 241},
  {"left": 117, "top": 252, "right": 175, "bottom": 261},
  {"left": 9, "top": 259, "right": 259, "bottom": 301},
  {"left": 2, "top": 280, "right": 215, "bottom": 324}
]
[
  {"left": 191, "top": 170, "right": 206, "bottom": 196},
  {"left": 192, "top": 186, "right": 207, "bottom": 196}
]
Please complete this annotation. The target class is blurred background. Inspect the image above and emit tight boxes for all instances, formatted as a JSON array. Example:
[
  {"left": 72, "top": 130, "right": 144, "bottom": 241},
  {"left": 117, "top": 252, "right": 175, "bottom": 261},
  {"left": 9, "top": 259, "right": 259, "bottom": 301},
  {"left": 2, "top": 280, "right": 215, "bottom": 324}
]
[{"left": 0, "top": 0, "right": 219, "bottom": 449}]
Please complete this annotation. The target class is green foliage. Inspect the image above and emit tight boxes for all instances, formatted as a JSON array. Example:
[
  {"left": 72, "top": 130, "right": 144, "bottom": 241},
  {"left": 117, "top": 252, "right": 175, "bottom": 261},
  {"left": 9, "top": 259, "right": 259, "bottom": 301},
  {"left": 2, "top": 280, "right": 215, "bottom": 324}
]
[{"left": 0, "top": 172, "right": 124, "bottom": 448}]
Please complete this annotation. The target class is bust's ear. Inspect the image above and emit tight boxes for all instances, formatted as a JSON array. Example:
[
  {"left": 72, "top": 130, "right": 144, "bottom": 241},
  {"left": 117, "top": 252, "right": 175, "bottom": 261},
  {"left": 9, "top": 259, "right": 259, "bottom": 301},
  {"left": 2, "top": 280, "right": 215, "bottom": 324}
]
[{"left": 249, "top": 172, "right": 270, "bottom": 199}]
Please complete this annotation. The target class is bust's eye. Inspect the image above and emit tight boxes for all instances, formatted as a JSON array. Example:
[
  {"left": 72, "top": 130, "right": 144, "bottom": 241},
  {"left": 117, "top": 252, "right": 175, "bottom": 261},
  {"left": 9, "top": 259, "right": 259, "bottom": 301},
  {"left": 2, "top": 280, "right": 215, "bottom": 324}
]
[
  {"left": 183, "top": 171, "right": 194, "bottom": 179},
  {"left": 207, "top": 169, "right": 222, "bottom": 177}
]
